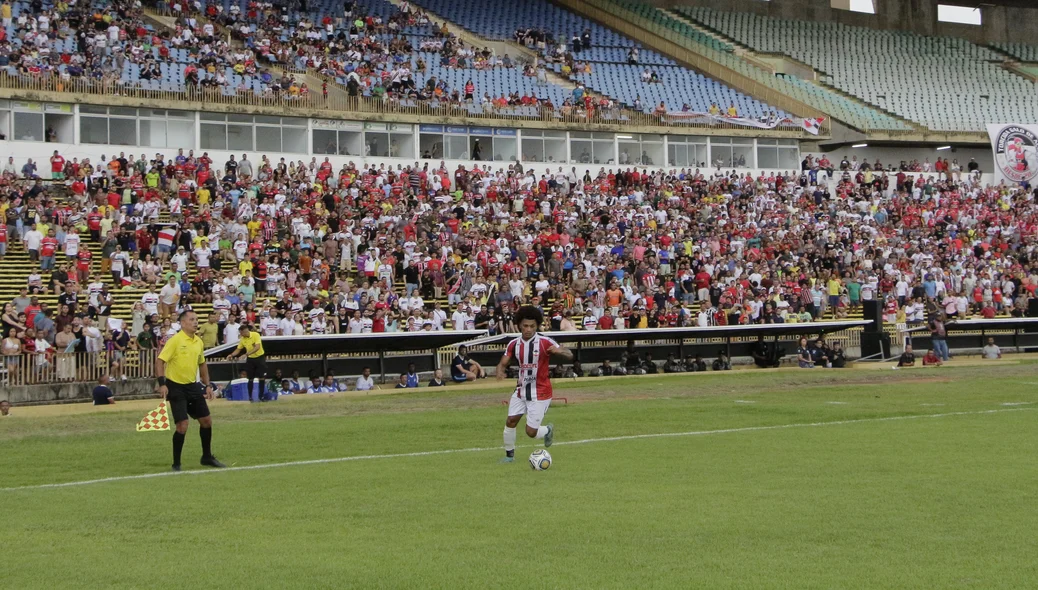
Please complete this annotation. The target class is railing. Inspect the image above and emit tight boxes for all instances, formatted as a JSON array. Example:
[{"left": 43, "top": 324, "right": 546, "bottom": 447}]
[
  {"left": 571, "top": 0, "right": 995, "bottom": 140},
  {"left": 557, "top": 0, "right": 829, "bottom": 132},
  {"left": 1, "top": 349, "right": 157, "bottom": 386},
  {"left": 0, "top": 72, "right": 817, "bottom": 137}
]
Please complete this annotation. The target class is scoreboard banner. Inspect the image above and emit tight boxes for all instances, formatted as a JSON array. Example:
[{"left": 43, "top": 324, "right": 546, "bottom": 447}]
[{"left": 987, "top": 124, "right": 1038, "bottom": 186}]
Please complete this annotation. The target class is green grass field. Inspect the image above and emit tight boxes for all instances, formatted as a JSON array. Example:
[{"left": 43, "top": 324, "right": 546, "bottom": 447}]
[{"left": 3, "top": 364, "right": 1037, "bottom": 589}]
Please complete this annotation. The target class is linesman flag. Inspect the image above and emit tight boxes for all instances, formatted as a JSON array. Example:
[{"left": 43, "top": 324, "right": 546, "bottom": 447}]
[{"left": 136, "top": 402, "right": 171, "bottom": 432}]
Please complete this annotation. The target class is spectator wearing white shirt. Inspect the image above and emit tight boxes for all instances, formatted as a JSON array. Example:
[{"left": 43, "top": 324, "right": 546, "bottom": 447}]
[
  {"left": 224, "top": 318, "right": 241, "bottom": 347},
  {"left": 87, "top": 278, "right": 106, "bottom": 308},
  {"left": 193, "top": 245, "right": 211, "bottom": 269},
  {"left": 34, "top": 334, "right": 53, "bottom": 369},
  {"left": 259, "top": 313, "right": 280, "bottom": 336},
  {"left": 895, "top": 278, "right": 910, "bottom": 306},
  {"left": 141, "top": 286, "right": 160, "bottom": 317},
  {"left": 905, "top": 298, "right": 925, "bottom": 324},
  {"left": 24, "top": 226, "right": 42, "bottom": 262},
  {"left": 310, "top": 311, "right": 328, "bottom": 334},
  {"left": 170, "top": 247, "right": 190, "bottom": 274},
  {"left": 82, "top": 317, "right": 103, "bottom": 353},
  {"left": 159, "top": 276, "right": 180, "bottom": 319},
  {"left": 279, "top": 312, "right": 299, "bottom": 337},
  {"left": 405, "top": 294, "right": 424, "bottom": 314},
  {"left": 451, "top": 305, "right": 471, "bottom": 331},
  {"left": 348, "top": 310, "right": 365, "bottom": 334},
  {"left": 428, "top": 302, "right": 447, "bottom": 331},
  {"left": 355, "top": 366, "right": 376, "bottom": 391},
  {"left": 63, "top": 228, "right": 81, "bottom": 259},
  {"left": 233, "top": 234, "right": 248, "bottom": 260},
  {"left": 109, "top": 246, "right": 129, "bottom": 284},
  {"left": 982, "top": 337, "right": 1002, "bottom": 360},
  {"left": 696, "top": 302, "right": 712, "bottom": 327}
]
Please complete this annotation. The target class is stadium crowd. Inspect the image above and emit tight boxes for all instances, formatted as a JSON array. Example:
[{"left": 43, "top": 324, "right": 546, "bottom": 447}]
[
  {"left": 199, "top": 0, "right": 605, "bottom": 113},
  {"left": 0, "top": 0, "right": 738, "bottom": 123},
  {"left": 0, "top": 0, "right": 451, "bottom": 100},
  {"left": 0, "top": 142, "right": 1035, "bottom": 376},
  {"left": 0, "top": 0, "right": 283, "bottom": 93}
]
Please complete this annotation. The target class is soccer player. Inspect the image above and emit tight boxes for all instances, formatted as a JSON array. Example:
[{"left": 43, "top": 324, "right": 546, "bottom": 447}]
[
  {"left": 225, "top": 324, "right": 267, "bottom": 402},
  {"left": 496, "top": 305, "right": 574, "bottom": 463},
  {"left": 156, "top": 310, "right": 226, "bottom": 471}
]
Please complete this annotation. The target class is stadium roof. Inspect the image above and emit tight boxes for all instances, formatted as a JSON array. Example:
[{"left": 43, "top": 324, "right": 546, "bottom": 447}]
[{"left": 204, "top": 330, "right": 488, "bottom": 359}]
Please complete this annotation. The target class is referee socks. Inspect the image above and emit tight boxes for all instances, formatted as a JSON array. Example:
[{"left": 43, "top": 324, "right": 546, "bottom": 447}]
[
  {"left": 200, "top": 427, "right": 213, "bottom": 458},
  {"left": 172, "top": 431, "right": 186, "bottom": 467}
]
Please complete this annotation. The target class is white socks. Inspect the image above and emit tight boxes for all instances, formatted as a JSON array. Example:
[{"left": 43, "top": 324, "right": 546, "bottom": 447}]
[{"left": 505, "top": 426, "right": 548, "bottom": 449}]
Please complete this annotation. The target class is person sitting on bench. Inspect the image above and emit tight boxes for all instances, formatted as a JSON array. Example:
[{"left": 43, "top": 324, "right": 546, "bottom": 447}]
[{"left": 451, "top": 345, "right": 486, "bottom": 382}]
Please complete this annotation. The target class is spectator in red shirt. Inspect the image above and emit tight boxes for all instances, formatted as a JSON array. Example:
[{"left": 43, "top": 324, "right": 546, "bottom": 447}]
[
  {"left": 86, "top": 208, "right": 103, "bottom": 241},
  {"left": 50, "top": 151, "right": 65, "bottom": 180},
  {"left": 40, "top": 229, "right": 59, "bottom": 270}
]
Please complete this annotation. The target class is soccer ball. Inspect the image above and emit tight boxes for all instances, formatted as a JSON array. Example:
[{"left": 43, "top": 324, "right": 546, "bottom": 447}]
[{"left": 529, "top": 449, "right": 552, "bottom": 471}]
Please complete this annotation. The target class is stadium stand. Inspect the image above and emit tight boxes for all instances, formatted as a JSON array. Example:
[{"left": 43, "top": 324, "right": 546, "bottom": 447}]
[
  {"left": 0, "top": 0, "right": 834, "bottom": 131},
  {"left": 402, "top": 0, "right": 784, "bottom": 118},
  {"left": 2, "top": 146, "right": 1036, "bottom": 386},
  {"left": 673, "top": 6, "right": 1038, "bottom": 132},
  {"left": 990, "top": 42, "right": 1038, "bottom": 63},
  {"left": 0, "top": 0, "right": 279, "bottom": 96},
  {"left": 587, "top": 0, "right": 912, "bottom": 132},
  {"left": 198, "top": 0, "right": 578, "bottom": 108}
]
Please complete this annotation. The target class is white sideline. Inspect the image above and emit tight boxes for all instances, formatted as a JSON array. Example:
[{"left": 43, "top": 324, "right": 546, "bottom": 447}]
[{"left": 2, "top": 407, "right": 1033, "bottom": 493}]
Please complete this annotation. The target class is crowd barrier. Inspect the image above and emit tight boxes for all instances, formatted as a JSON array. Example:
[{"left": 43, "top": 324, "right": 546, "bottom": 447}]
[
  {"left": 1, "top": 349, "right": 157, "bottom": 386},
  {"left": 0, "top": 73, "right": 819, "bottom": 136},
  {"left": 0, "top": 323, "right": 1023, "bottom": 389}
]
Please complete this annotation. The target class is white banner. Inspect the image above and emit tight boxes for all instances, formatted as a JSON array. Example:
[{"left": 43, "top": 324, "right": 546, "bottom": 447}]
[
  {"left": 987, "top": 124, "right": 1038, "bottom": 186},
  {"left": 666, "top": 112, "right": 824, "bottom": 135}
]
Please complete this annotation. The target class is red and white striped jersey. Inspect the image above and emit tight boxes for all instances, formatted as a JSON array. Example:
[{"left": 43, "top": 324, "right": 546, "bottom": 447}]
[{"left": 506, "top": 334, "right": 559, "bottom": 401}]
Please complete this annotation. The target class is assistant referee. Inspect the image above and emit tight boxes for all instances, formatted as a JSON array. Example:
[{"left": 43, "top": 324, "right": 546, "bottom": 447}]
[
  {"left": 226, "top": 324, "right": 268, "bottom": 402},
  {"left": 156, "top": 310, "right": 226, "bottom": 471}
]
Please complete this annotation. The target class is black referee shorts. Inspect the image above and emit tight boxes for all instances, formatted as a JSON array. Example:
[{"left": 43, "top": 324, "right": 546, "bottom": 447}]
[
  {"left": 166, "top": 381, "right": 210, "bottom": 423},
  {"left": 244, "top": 355, "right": 267, "bottom": 380}
]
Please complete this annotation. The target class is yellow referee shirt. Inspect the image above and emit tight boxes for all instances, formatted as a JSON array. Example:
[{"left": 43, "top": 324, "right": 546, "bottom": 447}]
[
  {"left": 158, "top": 330, "right": 205, "bottom": 384},
  {"left": 236, "top": 332, "right": 265, "bottom": 358}
]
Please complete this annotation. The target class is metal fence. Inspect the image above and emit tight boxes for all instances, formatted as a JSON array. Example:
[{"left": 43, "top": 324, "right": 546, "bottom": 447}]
[
  {"left": 0, "top": 73, "right": 818, "bottom": 137},
  {"left": 1, "top": 349, "right": 156, "bottom": 386}
]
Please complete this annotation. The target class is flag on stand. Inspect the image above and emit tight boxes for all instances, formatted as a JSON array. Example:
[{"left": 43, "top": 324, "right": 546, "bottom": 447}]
[
  {"left": 802, "top": 117, "right": 824, "bottom": 135},
  {"left": 136, "top": 401, "right": 171, "bottom": 432}
]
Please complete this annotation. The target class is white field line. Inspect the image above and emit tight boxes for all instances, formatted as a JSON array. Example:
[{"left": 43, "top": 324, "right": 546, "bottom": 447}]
[{"left": 1, "top": 407, "right": 1033, "bottom": 493}]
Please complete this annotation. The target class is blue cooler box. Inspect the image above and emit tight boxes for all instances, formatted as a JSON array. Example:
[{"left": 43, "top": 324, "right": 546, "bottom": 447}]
[{"left": 227, "top": 378, "right": 261, "bottom": 402}]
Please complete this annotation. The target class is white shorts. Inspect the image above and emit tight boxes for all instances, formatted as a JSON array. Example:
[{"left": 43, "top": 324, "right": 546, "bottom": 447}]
[{"left": 507, "top": 395, "right": 551, "bottom": 429}]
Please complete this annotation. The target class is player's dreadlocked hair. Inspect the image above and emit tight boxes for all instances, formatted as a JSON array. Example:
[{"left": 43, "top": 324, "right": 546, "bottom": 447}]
[{"left": 514, "top": 305, "right": 544, "bottom": 327}]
